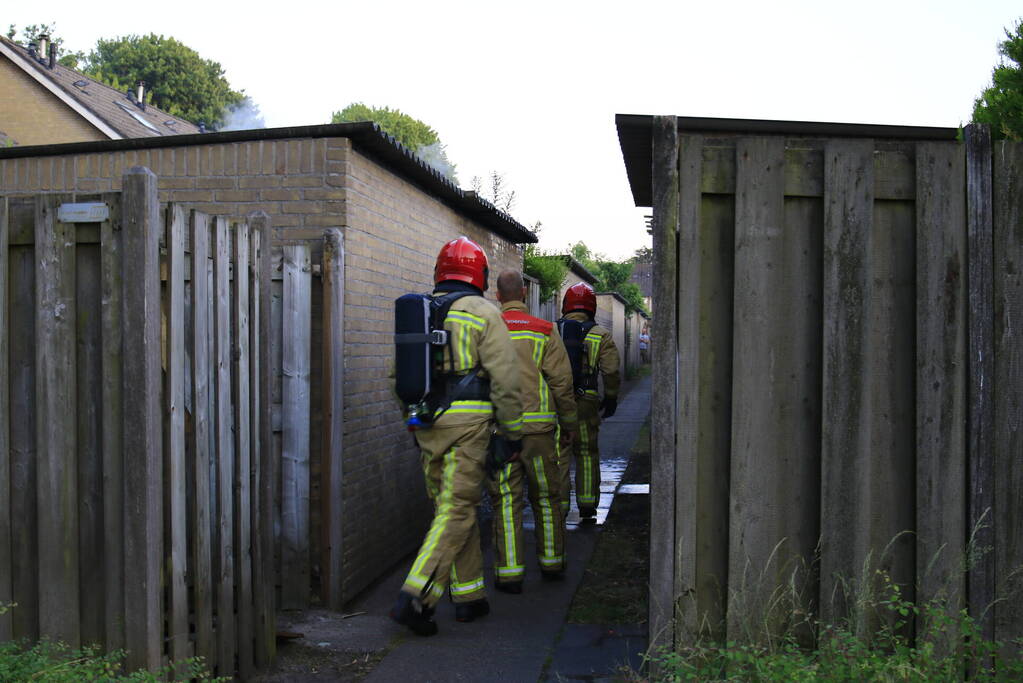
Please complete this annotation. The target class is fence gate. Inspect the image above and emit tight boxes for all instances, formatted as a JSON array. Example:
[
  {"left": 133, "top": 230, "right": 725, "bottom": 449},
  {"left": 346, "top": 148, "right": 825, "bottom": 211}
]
[{"left": 0, "top": 167, "right": 275, "bottom": 677}]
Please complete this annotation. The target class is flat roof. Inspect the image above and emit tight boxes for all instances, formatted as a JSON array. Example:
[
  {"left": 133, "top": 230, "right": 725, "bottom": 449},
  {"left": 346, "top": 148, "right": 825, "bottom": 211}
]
[
  {"left": 616, "top": 114, "right": 960, "bottom": 208},
  {"left": 0, "top": 121, "right": 537, "bottom": 244}
]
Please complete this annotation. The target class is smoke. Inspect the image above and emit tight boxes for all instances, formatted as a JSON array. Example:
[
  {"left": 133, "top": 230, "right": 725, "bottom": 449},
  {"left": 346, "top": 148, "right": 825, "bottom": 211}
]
[
  {"left": 219, "top": 97, "right": 266, "bottom": 132},
  {"left": 417, "top": 142, "right": 458, "bottom": 183}
]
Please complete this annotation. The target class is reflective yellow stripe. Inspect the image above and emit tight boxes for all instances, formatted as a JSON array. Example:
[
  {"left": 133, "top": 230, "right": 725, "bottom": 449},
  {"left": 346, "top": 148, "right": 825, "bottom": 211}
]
[
  {"left": 501, "top": 417, "right": 523, "bottom": 430},
  {"left": 441, "top": 400, "right": 493, "bottom": 417},
  {"left": 496, "top": 565, "right": 525, "bottom": 577},
  {"left": 509, "top": 331, "right": 546, "bottom": 342},
  {"left": 450, "top": 577, "right": 485, "bottom": 595},
  {"left": 497, "top": 464, "right": 518, "bottom": 572},
  {"left": 447, "top": 311, "right": 485, "bottom": 330},
  {"left": 408, "top": 447, "right": 458, "bottom": 587},
  {"left": 534, "top": 455, "right": 556, "bottom": 562},
  {"left": 578, "top": 422, "right": 596, "bottom": 504},
  {"left": 523, "top": 412, "right": 556, "bottom": 422}
]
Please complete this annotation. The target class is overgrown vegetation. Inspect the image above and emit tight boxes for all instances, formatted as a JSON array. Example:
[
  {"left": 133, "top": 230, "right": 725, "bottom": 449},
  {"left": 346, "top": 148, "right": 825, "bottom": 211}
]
[
  {"left": 637, "top": 538, "right": 1023, "bottom": 682},
  {"left": 570, "top": 242, "right": 650, "bottom": 316},
  {"left": 523, "top": 243, "right": 569, "bottom": 303},
  {"left": 973, "top": 19, "right": 1023, "bottom": 141},
  {"left": 0, "top": 603, "right": 223, "bottom": 681}
]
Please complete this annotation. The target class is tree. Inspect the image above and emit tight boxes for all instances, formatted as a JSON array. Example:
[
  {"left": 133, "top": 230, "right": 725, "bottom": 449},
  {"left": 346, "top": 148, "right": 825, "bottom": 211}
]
[
  {"left": 471, "top": 170, "right": 516, "bottom": 213},
  {"left": 81, "top": 34, "right": 244, "bottom": 129},
  {"left": 6, "top": 23, "right": 86, "bottom": 68},
  {"left": 566, "top": 241, "right": 650, "bottom": 316},
  {"left": 973, "top": 19, "right": 1023, "bottom": 141},
  {"left": 631, "top": 246, "right": 653, "bottom": 264},
  {"left": 523, "top": 245, "right": 569, "bottom": 303},
  {"left": 332, "top": 103, "right": 458, "bottom": 181}
]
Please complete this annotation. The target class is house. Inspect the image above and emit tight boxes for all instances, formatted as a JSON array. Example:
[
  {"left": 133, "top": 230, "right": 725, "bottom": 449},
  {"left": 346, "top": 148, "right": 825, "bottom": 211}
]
[{"left": 0, "top": 34, "right": 199, "bottom": 146}]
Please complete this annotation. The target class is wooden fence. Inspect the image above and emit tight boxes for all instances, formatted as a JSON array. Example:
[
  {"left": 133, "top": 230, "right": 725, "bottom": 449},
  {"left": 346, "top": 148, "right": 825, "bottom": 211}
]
[
  {"left": 649, "top": 120, "right": 1022, "bottom": 654},
  {"left": 0, "top": 167, "right": 275, "bottom": 677}
]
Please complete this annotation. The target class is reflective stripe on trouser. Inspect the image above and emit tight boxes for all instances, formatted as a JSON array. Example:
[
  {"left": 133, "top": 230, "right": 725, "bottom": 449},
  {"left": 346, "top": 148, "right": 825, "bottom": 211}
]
[
  {"left": 402, "top": 420, "right": 490, "bottom": 606},
  {"left": 572, "top": 399, "right": 602, "bottom": 509},
  {"left": 488, "top": 431, "right": 566, "bottom": 579}
]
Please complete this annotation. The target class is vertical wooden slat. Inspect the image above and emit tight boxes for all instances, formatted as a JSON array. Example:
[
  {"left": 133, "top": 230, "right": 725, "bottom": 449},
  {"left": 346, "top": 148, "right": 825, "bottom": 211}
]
[
  {"left": 0, "top": 197, "right": 9, "bottom": 642},
  {"left": 34, "top": 193, "right": 79, "bottom": 647},
  {"left": 76, "top": 234, "right": 104, "bottom": 647},
  {"left": 250, "top": 212, "right": 275, "bottom": 664},
  {"left": 232, "top": 221, "right": 254, "bottom": 679},
  {"left": 121, "top": 167, "right": 163, "bottom": 672},
  {"left": 992, "top": 139, "right": 1023, "bottom": 657},
  {"left": 321, "top": 228, "right": 345, "bottom": 610},
  {"left": 965, "top": 124, "right": 995, "bottom": 643},
  {"left": 674, "top": 134, "right": 702, "bottom": 641},
  {"left": 100, "top": 194, "right": 124, "bottom": 652},
  {"left": 213, "top": 216, "right": 236, "bottom": 675},
  {"left": 914, "top": 142, "right": 967, "bottom": 638},
  {"left": 189, "top": 210, "right": 214, "bottom": 668},
  {"left": 281, "top": 244, "right": 312, "bottom": 610},
  {"left": 649, "top": 115, "right": 679, "bottom": 652},
  {"left": 9, "top": 202, "right": 39, "bottom": 639},
  {"left": 165, "top": 205, "right": 189, "bottom": 664},
  {"left": 820, "top": 139, "right": 875, "bottom": 628},
  {"left": 728, "top": 137, "right": 821, "bottom": 642}
]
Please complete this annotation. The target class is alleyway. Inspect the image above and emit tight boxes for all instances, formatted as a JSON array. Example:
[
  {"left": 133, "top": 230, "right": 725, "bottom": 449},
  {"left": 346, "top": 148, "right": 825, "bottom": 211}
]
[{"left": 256, "top": 375, "right": 651, "bottom": 682}]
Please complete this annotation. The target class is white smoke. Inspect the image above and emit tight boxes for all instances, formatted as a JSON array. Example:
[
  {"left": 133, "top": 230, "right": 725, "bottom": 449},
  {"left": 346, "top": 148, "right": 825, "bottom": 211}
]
[
  {"left": 417, "top": 142, "right": 457, "bottom": 183},
  {"left": 219, "top": 97, "right": 266, "bottom": 132}
]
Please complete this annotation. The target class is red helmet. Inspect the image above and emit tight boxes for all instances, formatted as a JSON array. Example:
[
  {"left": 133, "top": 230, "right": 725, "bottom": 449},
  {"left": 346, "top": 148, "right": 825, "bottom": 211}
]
[
  {"left": 434, "top": 236, "right": 489, "bottom": 291},
  {"left": 562, "top": 282, "right": 596, "bottom": 315}
]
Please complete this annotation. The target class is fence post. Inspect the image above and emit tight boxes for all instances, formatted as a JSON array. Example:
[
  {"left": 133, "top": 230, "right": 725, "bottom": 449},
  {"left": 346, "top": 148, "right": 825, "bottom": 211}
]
[
  {"left": 322, "top": 228, "right": 345, "bottom": 610},
  {"left": 965, "top": 124, "right": 995, "bottom": 645},
  {"left": 649, "top": 115, "right": 679, "bottom": 654},
  {"left": 0, "top": 197, "right": 9, "bottom": 642},
  {"left": 121, "top": 166, "right": 163, "bottom": 672}
]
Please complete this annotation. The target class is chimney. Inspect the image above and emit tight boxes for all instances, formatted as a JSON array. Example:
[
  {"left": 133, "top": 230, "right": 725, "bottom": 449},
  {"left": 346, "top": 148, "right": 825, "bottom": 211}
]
[
  {"left": 136, "top": 81, "right": 146, "bottom": 110},
  {"left": 28, "top": 41, "right": 37, "bottom": 59},
  {"left": 37, "top": 34, "right": 49, "bottom": 60},
  {"left": 48, "top": 43, "right": 56, "bottom": 69},
  {"left": 198, "top": 121, "right": 207, "bottom": 134}
]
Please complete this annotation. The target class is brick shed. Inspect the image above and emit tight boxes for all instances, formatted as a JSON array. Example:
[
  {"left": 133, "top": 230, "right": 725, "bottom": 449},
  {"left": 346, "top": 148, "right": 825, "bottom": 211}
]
[{"left": 0, "top": 122, "right": 537, "bottom": 606}]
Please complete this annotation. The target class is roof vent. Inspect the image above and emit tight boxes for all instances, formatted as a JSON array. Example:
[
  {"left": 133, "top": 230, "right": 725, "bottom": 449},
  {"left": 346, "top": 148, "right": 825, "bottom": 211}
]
[
  {"left": 48, "top": 43, "right": 56, "bottom": 70},
  {"left": 27, "top": 41, "right": 37, "bottom": 59},
  {"left": 73, "top": 79, "right": 89, "bottom": 89},
  {"left": 37, "top": 34, "right": 49, "bottom": 60},
  {"left": 136, "top": 81, "right": 146, "bottom": 111}
]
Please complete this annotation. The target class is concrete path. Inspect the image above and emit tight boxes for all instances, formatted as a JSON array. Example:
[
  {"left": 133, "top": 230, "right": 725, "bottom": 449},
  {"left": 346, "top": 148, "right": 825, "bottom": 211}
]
[{"left": 260, "top": 375, "right": 651, "bottom": 683}]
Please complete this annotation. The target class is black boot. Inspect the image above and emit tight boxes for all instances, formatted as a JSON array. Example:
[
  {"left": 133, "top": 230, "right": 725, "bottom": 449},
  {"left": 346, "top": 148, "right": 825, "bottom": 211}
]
[
  {"left": 454, "top": 598, "right": 490, "bottom": 622},
  {"left": 579, "top": 506, "right": 597, "bottom": 523},
  {"left": 495, "top": 581, "right": 523, "bottom": 594},
  {"left": 390, "top": 591, "right": 438, "bottom": 636}
]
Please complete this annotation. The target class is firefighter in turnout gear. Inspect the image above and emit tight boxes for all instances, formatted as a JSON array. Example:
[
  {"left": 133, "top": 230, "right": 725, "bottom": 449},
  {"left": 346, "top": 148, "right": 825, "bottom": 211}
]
[
  {"left": 390, "top": 237, "right": 523, "bottom": 637},
  {"left": 558, "top": 282, "right": 620, "bottom": 522},
  {"left": 488, "top": 271, "right": 578, "bottom": 592}
]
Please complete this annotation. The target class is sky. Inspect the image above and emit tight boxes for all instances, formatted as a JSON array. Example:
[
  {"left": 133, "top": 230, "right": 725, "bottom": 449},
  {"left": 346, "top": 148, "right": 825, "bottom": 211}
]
[{"left": 7, "top": 0, "right": 1021, "bottom": 259}]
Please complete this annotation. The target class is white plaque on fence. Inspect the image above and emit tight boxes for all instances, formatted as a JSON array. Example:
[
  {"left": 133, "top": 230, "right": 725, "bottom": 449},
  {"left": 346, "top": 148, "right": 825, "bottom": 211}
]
[{"left": 58, "top": 202, "right": 110, "bottom": 223}]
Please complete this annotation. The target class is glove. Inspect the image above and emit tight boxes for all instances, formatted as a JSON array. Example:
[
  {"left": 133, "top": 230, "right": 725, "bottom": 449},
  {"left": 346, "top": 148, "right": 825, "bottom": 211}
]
[
  {"left": 600, "top": 397, "right": 617, "bottom": 419},
  {"left": 486, "top": 435, "right": 522, "bottom": 478}
]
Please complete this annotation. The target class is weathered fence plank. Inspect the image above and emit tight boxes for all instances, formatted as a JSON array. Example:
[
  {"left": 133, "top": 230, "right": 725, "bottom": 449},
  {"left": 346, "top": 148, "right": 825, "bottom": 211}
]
[
  {"left": 0, "top": 197, "right": 9, "bottom": 642},
  {"left": 728, "top": 138, "right": 821, "bottom": 642},
  {"left": 100, "top": 195, "right": 124, "bottom": 652},
  {"left": 35, "top": 193, "right": 79, "bottom": 647},
  {"left": 820, "top": 140, "right": 875, "bottom": 626},
  {"left": 281, "top": 244, "right": 312, "bottom": 609},
  {"left": 250, "top": 212, "right": 276, "bottom": 665},
  {"left": 321, "top": 229, "right": 345, "bottom": 610},
  {"left": 233, "top": 221, "right": 254, "bottom": 679},
  {"left": 674, "top": 134, "right": 703, "bottom": 642},
  {"left": 965, "top": 124, "right": 996, "bottom": 643},
  {"left": 189, "top": 209, "right": 215, "bottom": 668},
  {"left": 914, "top": 142, "right": 967, "bottom": 632},
  {"left": 76, "top": 235, "right": 104, "bottom": 647},
  {"left": 121, "top": 167, "right": 163, "bottom": 672},
  {"left": 992, "top": 139, "right": 1023, "bottom": 656},
  {"left": 165, "top": 205, "right": 189, "bottom": 663},
  {"left": 650, "top": 115, "right": 679, "bottom": 653},
  {"left": 213, "top": 215, "right": 236, "bottom": 674}
]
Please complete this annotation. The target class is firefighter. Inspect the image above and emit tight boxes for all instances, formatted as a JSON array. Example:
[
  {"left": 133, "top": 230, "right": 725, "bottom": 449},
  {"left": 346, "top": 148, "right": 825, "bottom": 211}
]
[
  {"left": 488, "top": 270, "right": 578, "bottom": 592},
  {"left": 558, "top": 283, "right": 620, "bottom": 522},
  {"left": 390, "top": 237, "right": 523, "bottom": 637}
]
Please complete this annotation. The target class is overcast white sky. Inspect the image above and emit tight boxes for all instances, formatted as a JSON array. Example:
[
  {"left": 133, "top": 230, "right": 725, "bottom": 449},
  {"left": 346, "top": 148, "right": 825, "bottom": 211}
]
[{"left": 8, "top": 1, "right": 1021, "bottom": 258}]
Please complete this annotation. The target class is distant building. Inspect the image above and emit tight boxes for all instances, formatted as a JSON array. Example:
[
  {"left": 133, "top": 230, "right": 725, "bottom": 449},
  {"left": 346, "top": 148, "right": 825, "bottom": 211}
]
[{"left": 629, "top": 261, "right": 653, "bottom": 312}]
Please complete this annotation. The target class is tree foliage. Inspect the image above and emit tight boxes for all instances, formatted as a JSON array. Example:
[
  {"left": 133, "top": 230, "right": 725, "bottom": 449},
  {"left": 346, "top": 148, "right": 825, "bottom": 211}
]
[
  {"left": 471, "top": 170, "right": 516, "bottom": 213},
  {"left": 973, "top": 19, "right": 1023, "bottom": 141},
  {"left": 523, "top": 245, "right": 569, "bottom": 303},
  {"left": 80, "top": 34, "right": 244, "bottom": 129},
  {"left": 567, "top": 241, "right": 649, "bottom": 316},
  {"left": 332, "top": 103, "right": 458, "bottom": 181}
]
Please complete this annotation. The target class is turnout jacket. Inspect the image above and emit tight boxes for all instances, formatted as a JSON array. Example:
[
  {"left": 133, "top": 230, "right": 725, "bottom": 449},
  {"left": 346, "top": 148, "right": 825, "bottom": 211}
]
[
  {"left": 562, "top": 311, "right": 620, "bottom": 402},
  {"left": 500, "top": 300, "right": 578, "bottom": 435},
  {"left": 432, "top": 292, "right": 523, "bottom": 439}
]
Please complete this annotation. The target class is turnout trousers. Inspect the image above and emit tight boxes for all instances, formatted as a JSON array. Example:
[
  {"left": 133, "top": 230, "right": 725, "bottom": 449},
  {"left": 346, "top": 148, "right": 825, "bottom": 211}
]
[
  {"left": 402, "top": 420, "right": 490, "bottom": 607},
  {"left": 488, "top": 431, "right": 566, "bottom": 584},
  {"left": 560, "top": 398, "right": 602, "bottom": 513}
]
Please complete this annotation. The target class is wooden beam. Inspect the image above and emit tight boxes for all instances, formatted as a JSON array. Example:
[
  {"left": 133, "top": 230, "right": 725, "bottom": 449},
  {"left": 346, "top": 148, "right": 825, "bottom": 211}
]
[
  {"left": 0, "top": 197, "right": 9, "bottom": 642},
  {"left": 233, "top": 221, "right": 254, "bottom": 679},
  {"left": 321, "top": 229, "right": 345, "bottom": 610}
]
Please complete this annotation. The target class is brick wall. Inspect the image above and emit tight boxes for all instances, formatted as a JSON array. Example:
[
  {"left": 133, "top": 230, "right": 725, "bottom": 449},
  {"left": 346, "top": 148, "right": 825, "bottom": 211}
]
[
  {"left": 0, "top": 58, "right": 105, "bottom": 146},
  {"left": 338, "top": 145, "right": 522, "bottom": 600},
  {"left": 0, "top": 133, "right": 525, "bottom": 605}
]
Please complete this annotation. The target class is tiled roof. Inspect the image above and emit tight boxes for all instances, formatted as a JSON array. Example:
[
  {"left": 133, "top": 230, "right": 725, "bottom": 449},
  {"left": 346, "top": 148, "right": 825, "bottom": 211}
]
[{"left": 0, "top": 36, "right": 200, "bottom": 139}]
